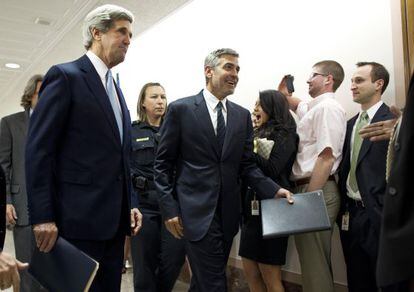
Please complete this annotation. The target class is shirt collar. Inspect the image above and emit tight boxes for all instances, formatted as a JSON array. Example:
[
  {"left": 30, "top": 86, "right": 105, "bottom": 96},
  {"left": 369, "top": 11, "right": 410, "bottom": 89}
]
[
  {"left": 360, "top": 100, "right": 384, "bottom": 121},
  {"left": 203, "top": 88, "right": 227, "bottom": 112},
  {"left": 308, "top": 92, "right": 335, "bottom": 110},
  {"left": 86, "top": 50, "right": 109, "bottom": 81}
]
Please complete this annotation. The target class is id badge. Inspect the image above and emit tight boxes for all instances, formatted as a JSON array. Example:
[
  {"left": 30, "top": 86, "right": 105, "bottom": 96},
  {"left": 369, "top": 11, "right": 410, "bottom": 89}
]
[
  {"left": 251, "top": 199, "right": 260, "bottom": 216},
  {"left": 341, "top": 211, "right": 350, "bottom": 231}
]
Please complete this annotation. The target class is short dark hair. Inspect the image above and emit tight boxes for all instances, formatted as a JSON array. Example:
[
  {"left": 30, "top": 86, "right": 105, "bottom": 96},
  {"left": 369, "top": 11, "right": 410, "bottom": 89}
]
[
  {"left": 356, "top": 62, "right": 389, "bottom": 94},
  {"left": 313, "top": 60, "right": 344, "bottom": 92},
  {"left": 20, "top": 74, "right": 43, "bottom": 110}
]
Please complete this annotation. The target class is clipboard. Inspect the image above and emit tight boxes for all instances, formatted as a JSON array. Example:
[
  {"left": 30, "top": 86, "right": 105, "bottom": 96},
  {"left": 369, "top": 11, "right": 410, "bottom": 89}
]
[
  {"left": 261, "top": 190, "right": 331, "bottom": 238},
  {"left": 29, "top": 236, "right": 99, "bottom": 292}
]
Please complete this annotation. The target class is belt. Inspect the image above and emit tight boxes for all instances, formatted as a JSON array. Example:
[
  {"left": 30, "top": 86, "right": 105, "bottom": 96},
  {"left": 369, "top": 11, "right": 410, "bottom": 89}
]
[
  {"left": 295, "top": 175, "right": 336, "bottom": 187},
  {"left": 147, "top": 179, "right": 156, "bottom": 190},
  {"left": 347, "top": 197, "right": 365, "bottom": 208}
]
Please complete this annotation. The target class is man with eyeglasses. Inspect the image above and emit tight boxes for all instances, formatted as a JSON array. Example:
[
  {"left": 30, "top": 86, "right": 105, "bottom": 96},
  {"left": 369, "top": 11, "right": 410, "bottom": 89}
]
[{"left": 279, "top": 60, "right": 346, "bottom": 292}]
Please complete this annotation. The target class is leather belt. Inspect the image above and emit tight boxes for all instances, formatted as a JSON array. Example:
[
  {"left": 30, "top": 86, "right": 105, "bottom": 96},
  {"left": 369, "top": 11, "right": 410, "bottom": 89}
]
[
  {"left": 295, "top": 175, "right": 336, "bottom": 187},
  {"left": 347, "top": 197, "right": 365, "bottom": 208}
]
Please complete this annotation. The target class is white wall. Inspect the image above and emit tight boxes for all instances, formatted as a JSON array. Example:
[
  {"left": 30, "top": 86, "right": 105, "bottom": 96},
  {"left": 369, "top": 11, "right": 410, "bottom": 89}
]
[
  {"left": 114, "top": 0, "right": 398, "bottom": 286},
  {"left": 115, "top": 0, "right": 396, "bottom": 122}
]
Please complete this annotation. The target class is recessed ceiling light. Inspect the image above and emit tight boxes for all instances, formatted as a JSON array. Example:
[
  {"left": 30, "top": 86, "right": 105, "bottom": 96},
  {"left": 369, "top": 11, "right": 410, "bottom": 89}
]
[
  {"left": 5, "top": 63, "right": 21, "bottom": 69},
  {"left": 34, "top": 17, "right": 51, "bottom": 26}
]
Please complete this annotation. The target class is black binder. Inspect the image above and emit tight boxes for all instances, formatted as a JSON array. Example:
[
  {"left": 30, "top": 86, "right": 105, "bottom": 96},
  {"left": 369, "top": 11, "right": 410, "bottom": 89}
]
[
  {"left": 29, "top": 236, "right": 99, "bottom": 292},
  {"left": 261, "top": 190, "right": 331, "bottom": 238}
]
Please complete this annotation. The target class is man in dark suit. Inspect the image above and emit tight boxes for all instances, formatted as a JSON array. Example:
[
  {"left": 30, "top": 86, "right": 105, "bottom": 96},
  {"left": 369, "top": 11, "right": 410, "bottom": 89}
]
[
  {"left": 0, "top": 166, "right": 28, "bottom": 291},
  {"left": 374, "top": 73, "right": 414, "bottom": 291},
  {"left": 338, "top": 62, "right": 395, "bottom": 292},
  {"left": 25, "top": 5, "right": 142, "bottom": 291},
  {"left": 154, "top": 48, "right": 292, "bottom": 292},
  {"left": 0, "top": 74, "right": 44, "bottom": 292}
]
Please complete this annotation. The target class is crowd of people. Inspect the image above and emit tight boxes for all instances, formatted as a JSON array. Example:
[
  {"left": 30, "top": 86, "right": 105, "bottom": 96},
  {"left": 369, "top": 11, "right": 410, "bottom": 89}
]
[{"left": 0, "top": 3, "right": 413, "bottom": 292}]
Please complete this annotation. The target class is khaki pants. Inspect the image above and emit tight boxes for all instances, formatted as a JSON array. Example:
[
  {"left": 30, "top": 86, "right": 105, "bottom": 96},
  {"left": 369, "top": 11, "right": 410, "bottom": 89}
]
[{"left": 294, "top": 180, "right": 340, "bottom": 292}]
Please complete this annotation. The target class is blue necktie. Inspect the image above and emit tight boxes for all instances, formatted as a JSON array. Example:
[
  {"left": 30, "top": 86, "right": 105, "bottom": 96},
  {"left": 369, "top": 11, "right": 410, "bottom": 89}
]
[
  {"left": 216, "top": 101, "right": 226, "bottom": 153},
  {"left": 106, "top": 70, "right": 123, "bottom": 143}
]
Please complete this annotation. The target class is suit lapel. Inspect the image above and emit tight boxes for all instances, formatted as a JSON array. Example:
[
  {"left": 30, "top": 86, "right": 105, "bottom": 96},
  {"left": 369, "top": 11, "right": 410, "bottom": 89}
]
[
  {"left": 17, "top": 111, "right": 29, "bottom": 137},
  {"left": 344, "top": 115, "right": 358, "bottom": 171},
  {"left": 357, "top": 103, "right": 389, "bottom": 165},
  {"left": 222, "top": 100, "right": 237, "bottom": 159},
  {"left": 115, "top": 83, "right": 130, "bottom": 148},
  {"left": 193, "top": 92, "right": 220, "bottom": 158},
  {"left": 78, "top": 55, "right": 121, "bottom": 145}
]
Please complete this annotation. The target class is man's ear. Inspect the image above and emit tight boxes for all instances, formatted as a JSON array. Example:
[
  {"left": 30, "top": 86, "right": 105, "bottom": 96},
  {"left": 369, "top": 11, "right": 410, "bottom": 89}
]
[
  {"left": 91, "top": 27, "right": 102, "bottom": 41},
  {"left": 375, "top": 79, "right": 384, "bottom": 92},
  {"left": 325, "top": 74, "right": 334, "bottom": 85},
  {"left": 204, "top": 66, "right": 213, "bottom": 79}
]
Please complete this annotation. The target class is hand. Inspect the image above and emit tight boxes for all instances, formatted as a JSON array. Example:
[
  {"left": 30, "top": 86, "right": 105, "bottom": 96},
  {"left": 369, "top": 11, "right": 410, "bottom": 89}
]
[
  {"left": 275, "top": 188, "right": 294, "bottom": 204},
  {"left": 130, "top": 208, "right": 143, "bottom": 236},
  {"left": 6, "top": 204, "right": 17, "bottom": 226},
  {"left": 359, "top": 105, "right": 402, "bottom": 142},
  {"left": 277, "top": 76, "right": 292, "bottom": 98},
  {"left": 164, "top": 216, "right": 184, "bottom": 239},
  {"left": 0, "top": 251, "right": 28, "bottom": 292},
  {"left": 33, "top": 222, "right": 58, "bottom": 252},
  {"left": 359, "top": 118, "right": 397, "bottom": 141}
]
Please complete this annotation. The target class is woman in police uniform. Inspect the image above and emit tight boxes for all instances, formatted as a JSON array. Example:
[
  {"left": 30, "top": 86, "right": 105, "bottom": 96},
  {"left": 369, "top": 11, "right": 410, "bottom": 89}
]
[{"left": 130, "top": 83, "right": 185, "bottom": 292}]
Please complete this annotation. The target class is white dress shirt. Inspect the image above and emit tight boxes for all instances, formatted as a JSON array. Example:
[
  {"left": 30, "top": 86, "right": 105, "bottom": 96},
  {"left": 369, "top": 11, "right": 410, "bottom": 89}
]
[
  {"left": 86, "top": 50, "right": 122, "bottom": 112},
  {"left": 292, "top": 92, "right": 347, "bottom": 180},
  {"left": 346, "top": 100, "right": 383, "bottom": 200},
  {"left": 203, "top": 88, "right": 227, "bottom": 135}
]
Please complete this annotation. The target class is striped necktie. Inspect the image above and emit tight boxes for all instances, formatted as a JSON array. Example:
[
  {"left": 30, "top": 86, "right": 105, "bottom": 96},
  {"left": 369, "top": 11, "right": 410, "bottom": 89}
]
[{"left": 216, "top": 101, "right": 226, "bottom": 153}]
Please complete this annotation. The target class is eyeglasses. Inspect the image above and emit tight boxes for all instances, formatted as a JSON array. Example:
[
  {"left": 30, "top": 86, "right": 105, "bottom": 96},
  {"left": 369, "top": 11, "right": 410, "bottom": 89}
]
[{"left": 308, "top": 72, "right": 329, "bottom": 80}]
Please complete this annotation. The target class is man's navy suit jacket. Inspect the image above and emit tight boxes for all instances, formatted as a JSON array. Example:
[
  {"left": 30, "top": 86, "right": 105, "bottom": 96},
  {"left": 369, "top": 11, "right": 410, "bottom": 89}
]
[
  {"left": 338, "top": 103, "right": 394, "bottom": 232},
  {"left": 154, "top": 91, "right": 279, "bottom": 242},
  {"left": 25, "top": 55, "right": 134, "bottom": 241},
  {"left": 377, "top": 75, "right": 414, "bottom": 286},
  {"left": 0, "top": 166, "right": 6, "bottom": 249}
]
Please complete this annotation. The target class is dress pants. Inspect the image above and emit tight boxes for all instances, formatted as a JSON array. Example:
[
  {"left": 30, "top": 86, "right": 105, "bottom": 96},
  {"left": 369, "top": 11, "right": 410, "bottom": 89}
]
[
  {"left": 131, "top": 211, "right": 185, "bottom": 292},
  {"left": 185, "top": 211, "right": 233, "bottom": 292},
  {"left": 68, "top": 230, "right": 125, "bottom": 292},
  {"left": 67, "top": 192, "right": 129, "bottom": 292},
  {"left": 340, "top": 200, "right": 407, "bottom": 292},
  {"left": 294, "top": 180, "right": 340, "bottom": 292},
  {"left": 13, "top": 225, "right": 46, "bottom": 292}
]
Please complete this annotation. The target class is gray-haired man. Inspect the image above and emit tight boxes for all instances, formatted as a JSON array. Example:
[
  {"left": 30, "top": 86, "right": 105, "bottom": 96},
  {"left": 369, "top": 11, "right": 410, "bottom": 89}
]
[
  {"left": 25, "top": 5, "right": 142, "bottom": 291},
  {"left": 155, "top": 48, "right": 292, "bottom": 291}
]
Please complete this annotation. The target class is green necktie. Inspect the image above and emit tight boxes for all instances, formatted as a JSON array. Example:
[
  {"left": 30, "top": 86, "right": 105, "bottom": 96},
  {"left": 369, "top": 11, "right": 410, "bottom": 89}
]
[{"left": 349, "top": 111, "right": 369, "bottom": 192}]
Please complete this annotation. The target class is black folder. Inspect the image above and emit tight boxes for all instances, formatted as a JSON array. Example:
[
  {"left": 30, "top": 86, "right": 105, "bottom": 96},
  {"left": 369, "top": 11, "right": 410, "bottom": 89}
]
[
  {"left": 29, "top": 236, "right": 99, "bottom": 292},
  {"left": 261, "top": 190, "right": 331, "bottom": 238}
]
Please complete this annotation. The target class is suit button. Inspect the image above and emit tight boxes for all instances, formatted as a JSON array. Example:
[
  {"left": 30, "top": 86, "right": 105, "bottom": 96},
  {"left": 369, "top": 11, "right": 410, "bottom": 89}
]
[
  {"left": 388, "top": 187, "right": 397, "bottom": 196},
  {"left": 395, "top": 143, "right": 400, "bottom": 151},
  {"left": 117, "top": 175, "right": 123, "bottom": 181}
]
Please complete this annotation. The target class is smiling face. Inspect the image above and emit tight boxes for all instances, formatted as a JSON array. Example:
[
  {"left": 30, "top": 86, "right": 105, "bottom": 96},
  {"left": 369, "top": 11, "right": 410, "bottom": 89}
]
[
  {"left": 92, "top": 19, "right": 132, "bottom": 68},
  {"left": 142, "top": 85, "right": 167, "bottom": 121},
  {"left": 253, "top": 98, "right": 269, "bottom": 128},
  {"left": 205, "top": 54, "right": 239, "bottom": 100}
]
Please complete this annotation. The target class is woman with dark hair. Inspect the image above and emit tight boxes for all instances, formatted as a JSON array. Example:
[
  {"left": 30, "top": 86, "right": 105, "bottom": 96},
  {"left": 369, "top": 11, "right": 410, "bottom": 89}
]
[
  {"left": 130, "top": 82, "right": 185, "bottom": 291},
  {"left": 239, "top": 90, "right": 299, "bottom": 292}
]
